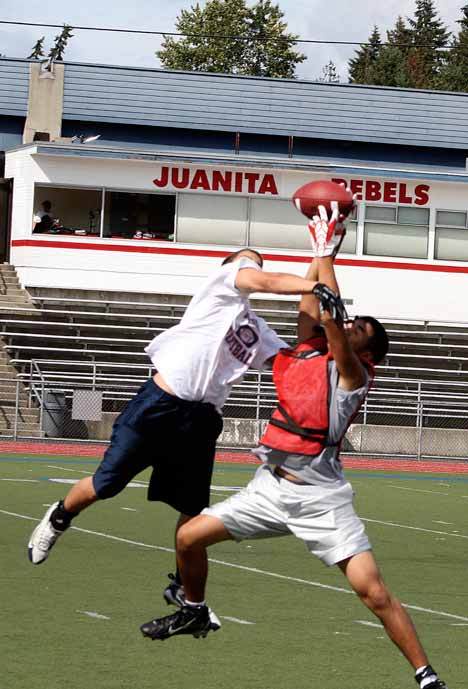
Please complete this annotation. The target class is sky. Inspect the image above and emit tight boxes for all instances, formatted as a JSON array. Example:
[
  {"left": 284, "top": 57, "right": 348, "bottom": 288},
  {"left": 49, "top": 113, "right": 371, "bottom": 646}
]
[{"left": 0, "top": 1, "right": 464, "bottom": 81}]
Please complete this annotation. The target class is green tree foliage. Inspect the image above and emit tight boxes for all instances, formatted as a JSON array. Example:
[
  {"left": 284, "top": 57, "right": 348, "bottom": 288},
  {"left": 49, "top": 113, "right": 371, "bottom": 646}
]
[
  {"left": 438, "top": 4, "right": 468, "bottom": 91},
  {"left": 318, "top": 60, "right": 340, "bottom": 83},
  {"left": 48, "top": 24, "right": 74, "bottom": 62},
  {"left": 28, "top": 37, "right": 45, "bottom": 59},
  {"left": 406, "top": 0, "right": 450, "bottom": 88},
  {"left": 348, "top": 26, "right": 382, "bottom": 84},
  {"left": 157, "top": 0, "right": 305, "bottom": 78},
  {"left": 370, "top": 16, "right": 412, "bottom": 87}
]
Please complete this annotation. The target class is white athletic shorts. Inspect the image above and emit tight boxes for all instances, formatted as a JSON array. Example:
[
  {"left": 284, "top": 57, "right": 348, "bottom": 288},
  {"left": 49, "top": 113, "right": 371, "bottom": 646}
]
[{"left": 203, "top": 465, "right": 371, "bottom": 566}]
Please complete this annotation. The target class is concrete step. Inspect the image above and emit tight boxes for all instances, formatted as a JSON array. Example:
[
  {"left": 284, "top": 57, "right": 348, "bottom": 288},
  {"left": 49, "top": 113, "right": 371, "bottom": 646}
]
[
  {"left": 0, "top": 428, "right": 44, "bottom": 437},
  {"left": 0, "top": 369, "right": 19, "bottom": 379},
  {"left": 0, "top": 407, "right": 40, "bottom": 422},
  {"left": 0, "top": 392, "right": 31, "bottom": 403}
]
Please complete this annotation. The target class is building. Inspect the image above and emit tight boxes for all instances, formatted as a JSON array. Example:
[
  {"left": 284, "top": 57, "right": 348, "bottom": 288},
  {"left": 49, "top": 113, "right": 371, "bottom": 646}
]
[{"left": 1, "top": 57, "right": 468, "bottom": 321}]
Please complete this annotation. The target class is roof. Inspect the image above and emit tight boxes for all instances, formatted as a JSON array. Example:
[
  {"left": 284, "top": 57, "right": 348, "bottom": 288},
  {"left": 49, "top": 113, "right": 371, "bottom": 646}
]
[
  {"left": 1, "top": 57, "right": 468, "bottom": 151},
  {"left": 0, "top": 59, "right": 30, "bottom": 116},
  {"left": 9, "top": 142, "right": 468, "bottom": 184}
]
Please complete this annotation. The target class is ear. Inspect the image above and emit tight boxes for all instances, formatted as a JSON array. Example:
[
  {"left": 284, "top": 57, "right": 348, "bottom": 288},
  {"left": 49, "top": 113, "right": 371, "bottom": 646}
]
[{"left": 360, "top": 351, "right": 373, "bottom": 365}]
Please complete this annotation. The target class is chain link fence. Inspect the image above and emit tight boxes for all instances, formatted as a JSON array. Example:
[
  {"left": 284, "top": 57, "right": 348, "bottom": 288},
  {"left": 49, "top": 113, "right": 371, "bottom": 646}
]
[{"left": 1, "top": 361, "right": 468, "bottom": 460}]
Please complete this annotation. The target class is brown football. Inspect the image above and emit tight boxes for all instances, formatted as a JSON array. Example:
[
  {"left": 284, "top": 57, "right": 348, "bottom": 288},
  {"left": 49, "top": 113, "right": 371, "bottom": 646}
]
[{"left": 292, "top": 180, "right": 355, "bottom": 220}]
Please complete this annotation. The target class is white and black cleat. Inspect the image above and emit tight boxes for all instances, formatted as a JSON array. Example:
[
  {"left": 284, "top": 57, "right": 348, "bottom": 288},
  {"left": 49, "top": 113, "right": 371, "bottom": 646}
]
[
  {"left": 28, "top": 501, "right": 67, "bottom": 564},
  {"left": 140, "top": 604, "right": 219, "bottom": 641}
]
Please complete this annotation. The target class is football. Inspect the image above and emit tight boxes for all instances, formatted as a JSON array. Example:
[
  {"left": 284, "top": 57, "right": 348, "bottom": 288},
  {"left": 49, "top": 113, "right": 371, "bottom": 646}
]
[{"left": 292, "top": 180, "right": 355, "bottom": 220}]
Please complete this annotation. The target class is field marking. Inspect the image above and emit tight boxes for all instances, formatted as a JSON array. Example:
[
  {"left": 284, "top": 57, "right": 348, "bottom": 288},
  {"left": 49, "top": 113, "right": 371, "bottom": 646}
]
[
  {"left": 1, "top": 508, "right": 468, "bottom": 624},
  {"left": 0, "top": 478, "right": 39, "bottom": 483},
  {"left": 121, "top": 507, "right": 138, "bottom": 512},
  {"left": 47, "top": 465, "right": 93, "bottom": 475},
  {"left": 388, "top": 485, "right": 449, "bottom": 496},
  {"left": 76, "top": 610, "right": 111, "bottom": 620},
  {"left": 451, "top": 623, "right": 468, "bottom": 627},
  {"left": 433, "top": 521, "right": 453, "bottom": 525},
  {"left": 220, "top": 616, "right": 255, "bottom": 625},
  {"left": 362, "top": 517, "right": 468, "bottom": 540},
  {"left": 355, "top": 620, "right": 382, "bottom": 628}
]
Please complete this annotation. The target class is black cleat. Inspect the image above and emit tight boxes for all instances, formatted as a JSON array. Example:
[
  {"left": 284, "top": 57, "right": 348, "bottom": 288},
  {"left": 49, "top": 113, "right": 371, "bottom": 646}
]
[
  {"left": 163, "top": 572, "right": 185, "bottom": 607},
  {"left": 415, "top": 666, "right": 448, "bottom": 689},
  {"left": 140, "top": 605, "right": 218, "bottom": 641}
]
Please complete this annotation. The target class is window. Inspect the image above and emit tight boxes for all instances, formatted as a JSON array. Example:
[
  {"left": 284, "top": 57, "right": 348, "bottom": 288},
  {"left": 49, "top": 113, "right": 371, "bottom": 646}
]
[
  {"left": 33, "top": 186, "right": 102, "bottom": 235},
  {"left": 363, "top": 205, "right": 429, "bottom": 259},
  {"left": 103, "top": 191, "right": 175, "bottom": 240},
  {"left": 177, "top": 194, "right": 248, "bottom": 245},
  {"left": 435, "top": 210, "right": 468, "bottom": 261},
  {"left": 249, "top": 198, "right": 357, "bottom": 253}
]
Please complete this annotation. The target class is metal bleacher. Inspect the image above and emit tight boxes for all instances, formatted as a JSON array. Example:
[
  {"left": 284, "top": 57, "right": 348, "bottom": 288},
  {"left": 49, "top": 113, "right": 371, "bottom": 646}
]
[{"left": 1, "top": 289, "right": 468, "bottom": 430}]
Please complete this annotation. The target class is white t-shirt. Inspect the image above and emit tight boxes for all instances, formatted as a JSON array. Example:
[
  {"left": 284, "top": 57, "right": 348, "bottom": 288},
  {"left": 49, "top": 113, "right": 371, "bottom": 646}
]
[{"left": 145, "top": 258, "right": 287, "bottom": 410}]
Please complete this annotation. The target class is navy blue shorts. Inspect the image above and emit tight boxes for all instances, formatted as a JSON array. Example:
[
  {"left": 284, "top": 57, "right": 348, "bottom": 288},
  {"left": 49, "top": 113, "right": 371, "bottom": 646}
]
[{"left": 92, "top": 379, "right": 223, "bottom": 516}]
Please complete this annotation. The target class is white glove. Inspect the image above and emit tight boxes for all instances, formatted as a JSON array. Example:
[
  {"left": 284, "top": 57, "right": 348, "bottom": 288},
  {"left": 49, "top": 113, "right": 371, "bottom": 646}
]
[{"left": 308, "top": 201, "right": 347, "bottom": 258}]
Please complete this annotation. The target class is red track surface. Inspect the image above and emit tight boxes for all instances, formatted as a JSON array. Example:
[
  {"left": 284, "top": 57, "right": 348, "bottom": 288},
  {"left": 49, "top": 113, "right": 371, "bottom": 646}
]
[{"left": 0, "top": 439, "right": 468, "bottom": 473}]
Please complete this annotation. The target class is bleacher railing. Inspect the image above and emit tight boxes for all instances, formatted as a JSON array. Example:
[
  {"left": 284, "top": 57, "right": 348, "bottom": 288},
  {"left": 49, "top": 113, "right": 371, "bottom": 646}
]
[{"left": 1, "top": 361, "right": 468, "bottom": 459}]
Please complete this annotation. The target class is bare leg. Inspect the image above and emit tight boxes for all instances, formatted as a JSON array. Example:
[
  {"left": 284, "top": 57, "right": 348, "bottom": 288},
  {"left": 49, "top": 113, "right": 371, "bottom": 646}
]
[
  {"left": 338, "top": 551, "right": 429, "bottom": 669},
  {"left": 63, "top": 476, "right": 98, "bottom": 513},
  {"left": 176, "top": 515, "right": 233, "bottom": 602}
]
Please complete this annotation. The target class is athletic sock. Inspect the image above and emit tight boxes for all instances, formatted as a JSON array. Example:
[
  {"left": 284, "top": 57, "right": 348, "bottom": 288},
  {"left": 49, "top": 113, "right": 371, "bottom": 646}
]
[
  {"left": 184, "top": 599, "right": 206, "bottom": 608},
  {"left": 415, "top": 665, "right": 439, "bottom": 689},
  {"left": 50, "top": 500, "right": 77, "bottom": 531}
]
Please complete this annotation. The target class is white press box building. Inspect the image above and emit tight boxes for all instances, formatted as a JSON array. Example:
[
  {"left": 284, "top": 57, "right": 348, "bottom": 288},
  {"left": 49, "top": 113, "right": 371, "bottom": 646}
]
[{"left": 1, "top": 57, "right": 468, "bottom": 321}]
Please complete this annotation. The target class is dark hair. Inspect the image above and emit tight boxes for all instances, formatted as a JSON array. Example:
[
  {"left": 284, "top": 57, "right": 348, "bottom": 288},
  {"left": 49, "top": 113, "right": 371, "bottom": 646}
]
[
  {"left": 360, "top": 316, "right": 389, "bottom": 364},
  {"left": 42, "top": 200, "right": 52, "bottom": 209},
  {"left": 222, "top": 249, "right": 263, "bottom": 268}
]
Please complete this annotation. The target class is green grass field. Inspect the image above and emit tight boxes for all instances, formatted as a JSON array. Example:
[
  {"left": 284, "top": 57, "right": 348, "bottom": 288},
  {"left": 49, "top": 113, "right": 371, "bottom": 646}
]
[{"left": 1, "top": 454, "right": 467, "bottom": 689}]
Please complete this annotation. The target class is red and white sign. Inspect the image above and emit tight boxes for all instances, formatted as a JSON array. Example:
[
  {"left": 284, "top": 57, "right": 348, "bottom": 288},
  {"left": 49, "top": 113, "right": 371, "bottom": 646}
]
[
  {"left": 153, "top": 166, "right": 279, "bottom": 195},
  {"left": 332, "top": 177, "right": 430, "bottom": 206}
]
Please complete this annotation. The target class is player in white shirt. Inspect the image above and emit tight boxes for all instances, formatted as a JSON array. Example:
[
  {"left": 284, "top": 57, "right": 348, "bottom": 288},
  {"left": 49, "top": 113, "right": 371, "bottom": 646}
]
[{"left": 27, "top": 248, "right": 327, "bottom": 605}]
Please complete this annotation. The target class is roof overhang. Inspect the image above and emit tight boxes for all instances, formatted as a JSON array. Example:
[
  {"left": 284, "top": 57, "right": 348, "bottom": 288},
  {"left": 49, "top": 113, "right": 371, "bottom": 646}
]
[{"left": 9, "top": 142, "right": 468, "bottom": 184}]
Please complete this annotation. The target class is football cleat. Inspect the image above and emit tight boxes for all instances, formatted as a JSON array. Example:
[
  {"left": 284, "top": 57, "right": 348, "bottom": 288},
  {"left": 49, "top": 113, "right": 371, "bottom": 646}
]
[
  {"left": 28, "top": 502, "right": 68, "bottom": 564},
  {"left": 415, "top": 666, "right": 448, "bottom": 689},
  {"left": 163, "top": 572, "right": 186, "bottom": 607},
  {"left": 140, "top": 605, "right": 219, "bottom": 641}
]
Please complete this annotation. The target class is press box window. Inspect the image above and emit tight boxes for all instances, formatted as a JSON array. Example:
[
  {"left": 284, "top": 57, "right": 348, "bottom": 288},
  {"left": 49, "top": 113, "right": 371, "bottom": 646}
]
[
  {"left": 177, "top": 193, "right": 248, "bottom": 245},
  {"left": 435, "top": 210, "right": 468, "bottom": 261},
  {"left": 363, "top": 205, "right": 429, "bottom": 259},
  {"left": 103, "top": 191, "right": 175, "bottom": 240},
  {"left": 33, "top": 186, "right": 102, "bottom": 235},
  {"left": 249, "top": 198, "right": 357, "bottom": 253}
]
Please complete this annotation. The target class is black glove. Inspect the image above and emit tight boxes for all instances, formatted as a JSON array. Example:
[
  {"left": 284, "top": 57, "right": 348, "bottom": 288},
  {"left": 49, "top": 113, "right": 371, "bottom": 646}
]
[{"left": 312, "top": 283, "right": 348, "bottom": 325}]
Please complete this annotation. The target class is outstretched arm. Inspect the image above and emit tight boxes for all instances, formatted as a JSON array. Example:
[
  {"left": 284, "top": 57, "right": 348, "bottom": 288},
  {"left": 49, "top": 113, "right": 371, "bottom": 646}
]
[
  {"left": 235, "top": 268, "right": 319, "bottom": 296},
  {"left": 297, "top": 259, "right": 321, "bottom": 344}
]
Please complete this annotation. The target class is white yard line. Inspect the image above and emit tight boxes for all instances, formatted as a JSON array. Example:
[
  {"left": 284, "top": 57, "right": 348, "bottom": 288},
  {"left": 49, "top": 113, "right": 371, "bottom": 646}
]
[
  {"left": 121, "top": 508, "right": 138, "bottom": 512},
  {"left": 362, "top": 517, "right": 468, "bottom": 540},
  {"left": 0, "top": 478, "right": 39, "bottom": 483},
  {"left": 220, "top": 616, "right": 255, "bottom": 625},
  {"left": 47, "top": 465, "right": 93, "bottom": 475},
  {"left": 2, "top": 508, "right": 468, "bottom": 624},
  {"left": 388, "top": 485, "right": 449, "bottom": 496},
  {"left": 355, "top": 620, "right": 383, "bottom": 629},
  {"left": 76, "top": 610, "right": 111, "bottom": 620}
]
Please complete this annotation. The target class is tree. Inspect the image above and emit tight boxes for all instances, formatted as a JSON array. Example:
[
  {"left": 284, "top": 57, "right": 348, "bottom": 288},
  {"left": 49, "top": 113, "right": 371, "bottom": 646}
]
[
  {"left": 438, "top": 4, "right": 468, "bottom": 92},
  {"left": 48, "top": 24, "right": 74, "bottom": 62},
  {"left": 348, "top": 26, "right": 382, "bottom": 84},
  {"left": 29, "top": 37, "right": 45, "bottom": 59},
  {"left": 243, "top": 0, "right": 306, "bottom": 78},
  {"left": 157, "top": 0, "right": 306, "bottom": 78},
  {"left": 318, "top": 60, "right": 339, "bottom": 83},
  {"left": 406, "top": 0, "right": 450, "bottom": 88},
  {"left": 370, "top": 16, "right": 412, "bottom": 87}
]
